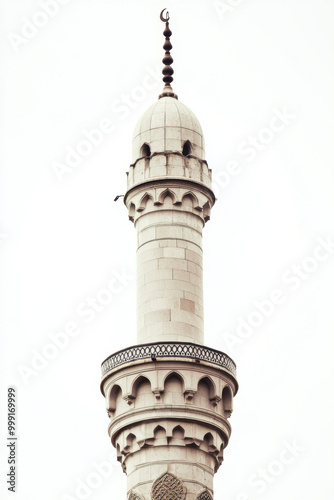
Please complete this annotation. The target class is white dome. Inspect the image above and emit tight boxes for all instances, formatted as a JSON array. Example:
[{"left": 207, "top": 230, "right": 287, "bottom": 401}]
[{"left": 132, "top": 96, "right": 205, "bottom": 163}]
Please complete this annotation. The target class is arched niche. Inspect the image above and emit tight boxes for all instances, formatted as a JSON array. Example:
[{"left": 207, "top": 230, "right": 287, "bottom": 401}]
[
  {"left": 162, "top": 372, "right": 185, "bottom": 405},
  {"left": 168, "top": 425, "right": 185, "bottom": 446},
  {"left": 124, "top": 433, "right": 139, "bottom": 455},
  {"left": 203, "top": 201, "right": 211, "bottom": 222},
  {"left": 203, "top": 432, "right": 214, "bottom": 447},
  {"left": 131, "top": 376, "right": 154, "bottom": 408},
  {"left": 158, "top": 188, "right": 176, "bottom": 206},
  {"left": 222, "top": 385, "right": 233, "bottom": 418},
  {"left": 202, "top": 432, "right": 218, "bottom": 456},
  {"left": 108, "top": 384, "right": 127, "bottom": 417},
  {"left": 153, "top": 425, "right": 167, "bottom": 446},
  {"left": 129, "top": 202, "right": 135, "bottom": 222},
  {"left": 193, "top": 377, "right": 215, "bottom": 409},
  {"left": 137, "top": 193, "right": 153, "bottom": 212},
  {"left": 181, "top": 192, "right": 199, "bottom": 210},
  {"left": 108, "top": 384, "right": 122, "bottom": 411}
]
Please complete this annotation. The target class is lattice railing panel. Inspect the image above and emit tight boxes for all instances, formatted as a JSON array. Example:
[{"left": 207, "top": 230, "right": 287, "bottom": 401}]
[{"left": 101, "top": 341, "right": 236, "bottom": 377}]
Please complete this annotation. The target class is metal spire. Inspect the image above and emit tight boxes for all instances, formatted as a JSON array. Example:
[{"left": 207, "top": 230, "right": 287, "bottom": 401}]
[{"left": 159, "top": 9, "right": 178, "bottom": 99}]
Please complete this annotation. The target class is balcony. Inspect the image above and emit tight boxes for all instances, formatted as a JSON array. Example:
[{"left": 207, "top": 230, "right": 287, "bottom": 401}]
[{"left": 101, "top": 341, "right": 236, "bottom": 377}]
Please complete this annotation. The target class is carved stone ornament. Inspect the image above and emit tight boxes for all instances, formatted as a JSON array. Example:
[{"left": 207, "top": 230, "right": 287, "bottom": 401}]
[
  {"left": 152, "top": 389, "right": 163, "bottom": 401},
  {"left": 151, "top": 472, "right": 186, "bottom": 500},
  {"left": 128, "top": 491, "right": 145, "bottom": 500},
  {"left": 210, "top": 396, "right": 221, "bottom": 407},
  {"left": 123, "top": 395, "right": 135, "bottom": 405},
  {"left": 197, "top": 489, "right": 213, "bottom": 500},
  {"left": 184, "top": 389, "right": 196, "bottom": 402}
]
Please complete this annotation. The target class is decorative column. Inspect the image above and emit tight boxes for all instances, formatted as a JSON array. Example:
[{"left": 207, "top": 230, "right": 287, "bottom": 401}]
[{"left": 101, "top": 10, "right": 238, "bottom": 500}]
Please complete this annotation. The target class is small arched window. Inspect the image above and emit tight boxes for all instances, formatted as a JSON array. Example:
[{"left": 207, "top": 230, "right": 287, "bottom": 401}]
[
  {"left": 182, "top": 140, "right": 192, "bottom": 156},
  {"left": 141, "top": 143, "right": 151, "bottom": 157}
]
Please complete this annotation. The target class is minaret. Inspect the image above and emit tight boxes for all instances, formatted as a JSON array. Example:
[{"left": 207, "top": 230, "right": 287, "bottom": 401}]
[{"left": 101, "top": 10, "right": 238, "bottom": 500}]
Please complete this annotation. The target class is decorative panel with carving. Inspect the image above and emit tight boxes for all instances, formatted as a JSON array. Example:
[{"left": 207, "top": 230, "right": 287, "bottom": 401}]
[
  {"left": 151, "top": 472, "right": 186, "bottom": 500},
  {"left": 197, "top": 489, "right": 213, "bottom": 500}
]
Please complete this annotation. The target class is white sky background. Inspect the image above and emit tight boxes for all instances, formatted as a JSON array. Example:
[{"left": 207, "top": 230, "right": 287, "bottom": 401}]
[{"left": 1, "top": 0, "right": 334, "bottom": 499}]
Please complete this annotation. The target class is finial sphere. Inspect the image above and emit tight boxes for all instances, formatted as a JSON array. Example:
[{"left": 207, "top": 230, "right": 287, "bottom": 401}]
[{"left": 160, "top": 8, "right": 170, "bottom": 22}]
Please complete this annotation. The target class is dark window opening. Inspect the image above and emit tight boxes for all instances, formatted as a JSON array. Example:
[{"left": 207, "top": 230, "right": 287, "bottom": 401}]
[
  {"left": 141, "top": 143, "right": 151, "bottom": 157},
  {"left": 182, "top": 140, "right": 192, "bottom": 156}
]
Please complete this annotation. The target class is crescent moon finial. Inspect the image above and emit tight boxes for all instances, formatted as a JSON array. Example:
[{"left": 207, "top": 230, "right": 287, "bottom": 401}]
[
  {"left": 160, "top": 8, "right": 170, "bottom": 23},
  {"left": 158, "top": 8, "right": 177, "bottom": 99}
]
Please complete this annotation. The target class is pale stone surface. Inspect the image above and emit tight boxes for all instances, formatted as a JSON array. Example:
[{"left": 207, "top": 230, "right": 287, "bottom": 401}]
[
  {"left": 134, "top": 206, "right": 206, "bottom": 345},
  {"left": 102, "top": 358, "right": 237, "bottom": 497},
  {"left": 132, "top": 97, "right": 205, "bottom": 162},
  {"left": 102, "top": 89, "right": 237, "bottom": 499},
  {"left": 126, "top": 448, "right": 215, "bottom": 499},
  {"left": 127, "top": 156, "right": 212, "bottom": 192}
]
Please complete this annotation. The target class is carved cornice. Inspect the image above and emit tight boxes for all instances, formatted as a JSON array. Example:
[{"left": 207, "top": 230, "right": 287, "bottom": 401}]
[
  {"left": 124, "top": 178, "right": 215, "bottom": 208},
  {"left": 108, "top": 405, "right": 231, "bottom": 449},
  {"left": 113, "top": 419, "right": 226, "bottom": 474}
]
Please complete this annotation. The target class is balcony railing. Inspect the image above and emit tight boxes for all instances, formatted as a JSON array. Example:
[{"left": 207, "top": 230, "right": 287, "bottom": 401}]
[{"left": 101, "top": 342, "right": 236, "bottom": 377}]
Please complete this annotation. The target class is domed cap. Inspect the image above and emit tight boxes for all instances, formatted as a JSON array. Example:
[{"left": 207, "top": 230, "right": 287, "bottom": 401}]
[
  {"left": 131, "top": 9, "right": 205, "bottom": 163},
  {"left": 132, "top": 96, "right": 205, "bottom": 162}
]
